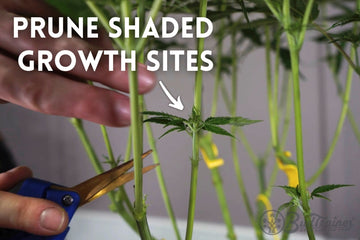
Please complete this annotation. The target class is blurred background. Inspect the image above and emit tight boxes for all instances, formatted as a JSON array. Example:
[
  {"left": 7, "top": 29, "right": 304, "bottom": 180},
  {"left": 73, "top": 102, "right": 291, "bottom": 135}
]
[{"left": 0, "top": 30, "right": 359, "bottom": 239}]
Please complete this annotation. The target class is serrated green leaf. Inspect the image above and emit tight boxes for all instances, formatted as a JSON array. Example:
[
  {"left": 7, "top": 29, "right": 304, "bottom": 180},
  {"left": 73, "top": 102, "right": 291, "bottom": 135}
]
[
  {"left": 277, "top": 185, "right": 301, "bottom": 199},
  {"left": 277, "top": 201, "right": 294, "bottom": 213},
  {"left": 164, "top": 119, "right": 186, "bottom": 128},
  {"left": 205, "top": 116, "right": 262, "bottom": 127},
  {"left": 144, "top": 117, "right": 174, "bottom": 125},
  {"left": 311, "top": 193, "right": 332, "bottom": 201},
  {"left": 203, "top": 124, "right": 234, "bottom": 137},
  {"left": 311, "top": 184, "right": 354, "bottom": 196},
  {"left": 143, "top": 111, "right": 186, "bottom": 121},
  {"left": 329, "top": 13, "right": 360, "bottom": 29},
  {"left": 159, "top": 126, "right": 186, "bottom": 139},
  {"left": 144, "top": 117, "right": 186, "bottom": 130}
]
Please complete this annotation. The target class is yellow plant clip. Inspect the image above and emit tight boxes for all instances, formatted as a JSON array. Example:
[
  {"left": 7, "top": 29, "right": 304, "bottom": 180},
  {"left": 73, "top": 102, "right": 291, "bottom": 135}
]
[
  {"left": 199, "top": 134, "right": 224, "bottom": 169},
  {"left": 200, "top": 143, "right": 224, "bottom": 169},
  {"left": 257, "top": 194, "right": 280, "bottom": 240},
  {"left": 276, "top": 151, "right": 299, "bottom": 187}
]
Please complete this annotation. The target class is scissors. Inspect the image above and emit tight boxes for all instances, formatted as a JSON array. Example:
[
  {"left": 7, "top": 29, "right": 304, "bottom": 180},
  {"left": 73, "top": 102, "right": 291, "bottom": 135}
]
[{"left": 2, "top": 150, "right": 156, "bottom": 240}]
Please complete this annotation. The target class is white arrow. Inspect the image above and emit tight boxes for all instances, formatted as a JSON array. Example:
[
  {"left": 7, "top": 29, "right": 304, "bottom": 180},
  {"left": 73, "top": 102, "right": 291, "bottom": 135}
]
[{"left": 159, "top": 81, "right": 184, "bottom": 111}]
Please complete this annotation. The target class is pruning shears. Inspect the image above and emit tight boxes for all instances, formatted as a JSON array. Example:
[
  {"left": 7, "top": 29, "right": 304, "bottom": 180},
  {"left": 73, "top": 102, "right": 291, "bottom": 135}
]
[{"left": 1, "top": 150, "right": 156, "bottom": 240}]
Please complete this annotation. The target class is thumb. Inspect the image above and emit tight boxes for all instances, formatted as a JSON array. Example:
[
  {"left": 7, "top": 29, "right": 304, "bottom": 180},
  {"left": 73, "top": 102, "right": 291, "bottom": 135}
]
[{"left": 0, "top": 191, "right": 69, "bottom": 235}]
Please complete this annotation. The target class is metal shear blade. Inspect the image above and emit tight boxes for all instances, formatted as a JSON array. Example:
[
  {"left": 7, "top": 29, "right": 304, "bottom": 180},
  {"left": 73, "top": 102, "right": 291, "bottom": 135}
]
[{"left": 59, "top": 150, "right": 155, "bottom": 206}]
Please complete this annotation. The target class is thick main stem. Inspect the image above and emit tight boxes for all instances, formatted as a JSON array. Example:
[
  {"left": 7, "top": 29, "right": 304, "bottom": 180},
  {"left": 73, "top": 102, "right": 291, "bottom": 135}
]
[
  {"left": 282, "top": 0, "right": 316, "bottom": 238},
  {"left": 119, "top": 1, "right": 151, "bottom": 238},
  {"left": 287, "top": 38, "right": 315, "bottom": 240},
  {"left": 185, "top": 1, "right": 207, "bottom": 239}
]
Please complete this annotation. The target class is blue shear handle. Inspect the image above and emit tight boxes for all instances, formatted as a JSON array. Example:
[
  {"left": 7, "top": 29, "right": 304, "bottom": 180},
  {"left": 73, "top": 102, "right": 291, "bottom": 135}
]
[{"left": 11, "top": 178, "right": 81, "bottom": 240}]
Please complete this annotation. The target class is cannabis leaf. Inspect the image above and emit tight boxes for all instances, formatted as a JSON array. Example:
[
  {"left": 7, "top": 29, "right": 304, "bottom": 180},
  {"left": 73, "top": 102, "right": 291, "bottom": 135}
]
[
  {"left": 329, "top": 12, "right": 360, "bottom": 30},
  {"left": 277, "top": 184, "right": 354, "bottom": 214},
  {"left": 143, "top": 109, "right": 261, "bottom": 138},
  {"left": 310, "top": 184, "right": 354, "bottom": 201},
  {"left": 277, "top": 185, "right": 300, "bottom": 199},
  {"left": 205, "top": 116, "right": 262, "bottom": 126},
  {"left": 276, "top": 185, "right": 304, "bottom": 213},
  {"left": 103, "top": 155, "right": 122, "bottom": 168},
  {"left": 143, "top": 111, "right": 187, "bottom": 138},
  {"left": 203, "top": 124, "right": 233, "bottom": 137}
]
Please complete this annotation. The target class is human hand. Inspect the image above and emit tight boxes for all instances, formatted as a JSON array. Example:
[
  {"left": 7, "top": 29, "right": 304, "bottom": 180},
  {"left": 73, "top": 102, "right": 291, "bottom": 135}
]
[
  {"left": 0, "top": 0, "right": 156, "bottom": 127},
  {"left": 0, "top": 166, "right": 69, "bottom": 236}
]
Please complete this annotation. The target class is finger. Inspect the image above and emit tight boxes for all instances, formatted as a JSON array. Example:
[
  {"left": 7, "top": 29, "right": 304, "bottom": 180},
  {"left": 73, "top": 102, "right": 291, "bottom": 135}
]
[
  {"left": 0, "top": 54, "right": 131, "bottom": 127},
  {"left": 0, "top": 11, "right": 156, "bottom": 94},
  {"left": 0, "top": 166, "right": 33, "bottom": 190},
  {"left": 0, "top": 191, "right": 68, "bottom": 235}
]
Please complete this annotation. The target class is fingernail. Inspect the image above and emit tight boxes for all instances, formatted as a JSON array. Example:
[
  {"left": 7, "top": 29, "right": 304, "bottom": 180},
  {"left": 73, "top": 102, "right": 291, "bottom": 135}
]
[{"left": 40, "top": 208, "right": 66, "bottom": 232}]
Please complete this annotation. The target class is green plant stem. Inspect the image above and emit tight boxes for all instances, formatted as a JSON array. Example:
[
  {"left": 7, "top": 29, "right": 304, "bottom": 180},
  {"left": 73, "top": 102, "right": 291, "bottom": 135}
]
[
  {"left": 283, "top": 0, "right": 315, "bottom": 238},
  {"left": 135, "top": 0, "right": 163, "bottom": 52},
  {"left": 347, "top": 110, "right": 360, "bottom": 144},
  {"left": 228, "top": 30, "right": 262, "bottom": 239},
  {"left": 273, "top": 30, "right": 281, "bottom": 133},
  {"left": 219, "top": 78, "right": 259, "bottom": 166},
  {"left": 257, "top": 160, "right": 266, "bottom": 193},
  {"left": 185, "top": 1, "right": 207, "bottom": 239},
  {"left": 206, "top": 13, "right": 237, "bottom": 240},
  {"left": 265, "top": 26, "right": 279, "bottom": 151},
  {"left": 330, "top": 57, "right": 360, "bottom": 145},
  {"left": 307, "top": 46, "right": 355, "bottom": 186},
  {"left": 281, "top": 206, "right": 298, "bottom": 240},
  {"left": 205, "top": 12, "right": 237, "bottom": 240},
  {"left": 263, "top": 0, "right": 281, "bottom": 20},
  {"left": 85, "top": 1, "right": 124, "bottom": 49},
  {"left": 71, "top": 118, "right": 103, "bottom": 174},
  {"left": 297, "top": 0, "right": 315, "bottom": 49},
  {"left": 265, "top": 163, "right": 279, "bottom": 197},
  {"left": 218, "top": 76, "right": 259, "bottom": 165},
  {"left": 100, "top": 125, "right": 115, "bottom": 163},
  {"left": 125, "top": 130, "right": 132, "bottom": 162},
  {"left": 288, "top": 41, "right": 315, "bottom": 240},
  {"left": 144, "top": 112, "right": 182, "bottom": 240},
  {"left": 265, "top": 76, "right": 292, "bottom": 197},
  {"left": 280, "top": 76, "right": 293, "bottom": 150},
  {"left": 220, "top": 80, "right": 231, "bottom": 109},
  {"left": 185, "top": 131, "right": 200, "bottom": 240},
  {"left": 211, "top": 26, "right": 224, "bottom": 117},
  {"left": 100, "top": 125, "right": 135, "bottom": 220},
  {"left": 210, "top": 168, "right": 237, "bottom": 240},
  {"left": 70, "top": 118, "right": 138, "bottom": 233},
  {"left": 231, "top": 139, "right": 263, "bottom": 239},
  {"left": 237, "top": 129, "right": 259, "bottom": 165},
  {"left": 119, "top": 1, "right": 151, "bottom": 239}
]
